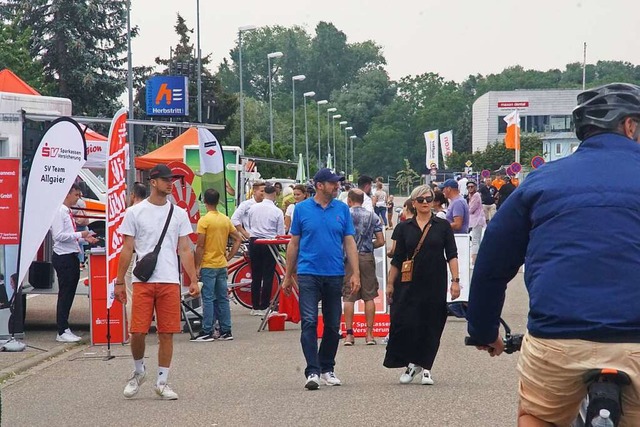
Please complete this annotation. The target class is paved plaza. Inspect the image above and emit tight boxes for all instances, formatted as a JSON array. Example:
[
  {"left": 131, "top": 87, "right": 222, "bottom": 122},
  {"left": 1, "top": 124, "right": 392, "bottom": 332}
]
[{"left": 1, "top": 270, "right": 528, "bottom": 427}]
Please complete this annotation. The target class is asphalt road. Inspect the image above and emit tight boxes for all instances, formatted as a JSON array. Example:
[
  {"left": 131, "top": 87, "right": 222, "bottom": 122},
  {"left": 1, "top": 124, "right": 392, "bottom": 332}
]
[{"left": 1, "top": 270, "right": 529, "bottom": 427}]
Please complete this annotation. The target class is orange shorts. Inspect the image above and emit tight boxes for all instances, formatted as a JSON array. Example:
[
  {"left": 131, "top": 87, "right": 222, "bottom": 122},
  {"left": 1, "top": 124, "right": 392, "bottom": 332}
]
[
  {"left": 130, "top": 283, "right": 181, "bottom": 334},
  {"left": 517, "top": 333, "right": 640, "bottom": 427}
]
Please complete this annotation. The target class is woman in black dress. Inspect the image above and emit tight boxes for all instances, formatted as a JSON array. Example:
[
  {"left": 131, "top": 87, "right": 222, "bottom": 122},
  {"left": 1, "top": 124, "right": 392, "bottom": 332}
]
[{"left": 383, "top": 185, "right": 460, "bottom": 385}]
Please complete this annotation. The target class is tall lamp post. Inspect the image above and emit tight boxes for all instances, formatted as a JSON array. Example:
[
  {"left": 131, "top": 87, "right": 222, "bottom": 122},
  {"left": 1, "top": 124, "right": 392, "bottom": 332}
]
[
  {"left": 316, "top": 100, "right": 328, "bottom": 168},
  {"left": 326, "top": 107, "right": 337, "bottom": 160},
  {"left": 291, "top": 75, "right": 306, "bottom": 157},
  {"left": 332, "top": 114, "right": 342, "bottom": 169},
  {"left": 196, "top": 0, "right": 202, "bottom": 122},
  {"left": 238, "top": 25, "right": 256, "bottom": 153},
  {"left": 267, "top": 51, "right": 284, "bottom": 154},
  {"left": 339, "top": 121, "right": 348, "bottom": 173},
  {"left": 344, "top": 126, "right": 352, "bottom": 176},
  {"left": 126, "top": 0, "right": 135, "bottom": 186},
  {"left": 303, "top": 91, "right": 315, "bottom": 179},
  {"left": 350, "top": 135, "right": 357, "bottom": 177}
]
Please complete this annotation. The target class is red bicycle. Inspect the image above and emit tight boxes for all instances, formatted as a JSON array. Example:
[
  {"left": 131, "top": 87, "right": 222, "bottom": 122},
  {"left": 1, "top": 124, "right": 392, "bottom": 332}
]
[{"left": 227, "top": 243, "right": 284, "bottom": 309}]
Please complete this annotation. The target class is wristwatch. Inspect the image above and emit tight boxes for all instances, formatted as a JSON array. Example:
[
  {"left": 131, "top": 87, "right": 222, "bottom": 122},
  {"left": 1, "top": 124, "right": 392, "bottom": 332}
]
[{"left": 451, "top": 278, "right": 460, "bottom": 283}]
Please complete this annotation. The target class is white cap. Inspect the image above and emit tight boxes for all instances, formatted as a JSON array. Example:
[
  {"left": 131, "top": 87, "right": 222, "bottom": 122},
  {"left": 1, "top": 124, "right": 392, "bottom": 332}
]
[{"left": 599, "top": 409, "right": 610, "bottom": 418}]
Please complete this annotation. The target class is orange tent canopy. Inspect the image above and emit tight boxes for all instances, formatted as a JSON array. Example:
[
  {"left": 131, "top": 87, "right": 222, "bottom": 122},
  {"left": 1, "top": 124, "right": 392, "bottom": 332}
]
[
  {"left": 135, "top": 127, "right": 198, "bottom": 170},
  {"left": 0, "top": 69, "right": 40, "bottom": 95}
]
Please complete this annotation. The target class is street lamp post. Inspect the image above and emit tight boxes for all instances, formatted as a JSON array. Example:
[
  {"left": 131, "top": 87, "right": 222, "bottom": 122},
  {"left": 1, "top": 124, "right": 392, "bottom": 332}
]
[
  {"left": 291, "top": 75, "right": 306, "bottom": 157},
  {"left": 316, "top": 100, "right": 328, "bottom": 169},
  {"left": 267, "top": 51, "right": 284, "bottom": 154},
  {"left": 350, "top": 135, "right": 357, "bottom": 177},
  {"left": 326, "top": 107, "right": 337, "bottom": 161},
  {"left": 238, "top": 25, "right": 256, "bottom": 153},
  {"left": 332, "top": 114, "right": 342, "bottom": 169},
  {"left": 344, "top": 126, "right": 352, "bottom": 176},
  {"left": 126, "top": 0, "right": 135, "bottom": 186},
  {"left": 196, "top": 0, "right": 202, "bottom": 122},
  {"left": 303, "top": 91, "right": 315, "bottom": 179},
  {"left": 339, "top": 121, "right": 348, "bottom": 173}
]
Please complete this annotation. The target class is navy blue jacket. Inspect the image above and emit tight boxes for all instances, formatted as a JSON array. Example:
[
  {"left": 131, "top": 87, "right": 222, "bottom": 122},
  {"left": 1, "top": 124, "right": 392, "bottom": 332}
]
[{"left": 467, "top": 133, "right": 640, "bottom": 344}]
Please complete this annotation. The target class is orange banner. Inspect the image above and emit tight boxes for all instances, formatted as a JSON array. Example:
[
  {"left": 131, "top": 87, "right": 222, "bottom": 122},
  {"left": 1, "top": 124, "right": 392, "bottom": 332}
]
[{"left": 106, "top": 108, "right": 128, "bottom": 309}]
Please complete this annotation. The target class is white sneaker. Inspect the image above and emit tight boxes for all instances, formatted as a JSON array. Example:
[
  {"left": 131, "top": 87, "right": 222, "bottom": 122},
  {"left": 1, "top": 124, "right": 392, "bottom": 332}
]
[
  {"left": 399, "top": 363, "right": 423, "bottom": 384},
  {"left": 64, "top": 329, "right": 81, "bottom": 340},
  {"left": 304, "top": 374, "right": 320, "bottom": 390},
  {"left": 250, "top": 309, "right": 263, "bottom": 316},
  {"left": 56, "top": 332, "right": 81, "bottom": 343},
  {"left": 421, "top": 370, "right": 434, "bottom": 385},
  {"left": 320, "top": 372, "right": 342, "bottom": 386},
  {"left": 123, "top": 370, "right": 146, "bottom": 398},
  {"left": 154, "top": 383, "right": 179, "bottom": 400}
]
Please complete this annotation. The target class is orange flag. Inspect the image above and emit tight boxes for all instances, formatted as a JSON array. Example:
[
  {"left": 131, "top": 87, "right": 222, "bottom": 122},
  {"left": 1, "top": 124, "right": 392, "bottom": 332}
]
[{"left": 504, "top": 110, "right": 521, "bottom": 150}]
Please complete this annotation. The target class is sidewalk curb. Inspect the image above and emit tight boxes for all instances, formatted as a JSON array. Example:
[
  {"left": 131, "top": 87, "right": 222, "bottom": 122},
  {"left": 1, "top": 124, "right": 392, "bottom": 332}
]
[{"left": 0, "top": 342, "right": 88, "bottom": 384}]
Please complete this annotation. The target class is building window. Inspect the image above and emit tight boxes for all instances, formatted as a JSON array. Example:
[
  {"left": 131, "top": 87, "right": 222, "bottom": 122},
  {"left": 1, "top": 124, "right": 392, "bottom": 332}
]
[
  {"left": 555, "top": 144, "right": 562, "bottom": 155},
  {"left": 549, "top": 115, "right": 573, "bottom": 132}
]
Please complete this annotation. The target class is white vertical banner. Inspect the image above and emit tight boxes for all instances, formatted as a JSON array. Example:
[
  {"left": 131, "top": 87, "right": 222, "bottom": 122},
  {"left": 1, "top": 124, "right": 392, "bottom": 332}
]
[
  {"left": 198, "top": 127, "right": 228, "bottom": 215},
  {"left": 17, "top": 118, "right": 86, "bottom": 289},
  {"left": 424, "top": 129, "right": 439, "bottom": 170},
  {"left": 439, "top": 130, "right": 453, "bottom": 169}
]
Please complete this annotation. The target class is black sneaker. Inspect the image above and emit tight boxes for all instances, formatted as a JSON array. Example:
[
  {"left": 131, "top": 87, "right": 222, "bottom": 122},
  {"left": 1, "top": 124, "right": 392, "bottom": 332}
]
[
  {"left": 218, "top": 332, "right": 234, "bottom": 341},
  {"left": 190, "top": 331, "right": 215, "bottom": 342}
]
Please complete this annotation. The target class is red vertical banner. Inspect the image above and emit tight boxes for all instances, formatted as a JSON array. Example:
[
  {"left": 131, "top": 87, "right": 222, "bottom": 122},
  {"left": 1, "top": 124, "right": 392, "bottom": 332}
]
[
  {"left": 106, "top": 108, "right": 128, "bottom": 309},
  {"left": 0, "top": 159, "right": 20, "bottom": 244}
]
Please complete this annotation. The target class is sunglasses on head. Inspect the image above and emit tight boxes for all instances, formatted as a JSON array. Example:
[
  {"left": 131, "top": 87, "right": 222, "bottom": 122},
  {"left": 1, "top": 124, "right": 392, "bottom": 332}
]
[{"left": 415, "top": 196, "right": 434, "bottom": 204}]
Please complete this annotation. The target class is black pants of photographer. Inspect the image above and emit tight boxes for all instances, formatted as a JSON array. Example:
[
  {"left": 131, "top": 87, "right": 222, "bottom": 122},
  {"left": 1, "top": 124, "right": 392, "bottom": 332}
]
[
  {"left": 248, "top": 238, "right": 276, "bottom": 310},
  {"left": 52, "top": 253, "right": 80, "bottom": 335}
]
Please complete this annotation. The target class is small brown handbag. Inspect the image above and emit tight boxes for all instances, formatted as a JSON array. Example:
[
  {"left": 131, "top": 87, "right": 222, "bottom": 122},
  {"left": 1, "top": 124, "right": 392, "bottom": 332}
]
[{"left": 401, "top": 222, "right": 431, "bottom": 283}]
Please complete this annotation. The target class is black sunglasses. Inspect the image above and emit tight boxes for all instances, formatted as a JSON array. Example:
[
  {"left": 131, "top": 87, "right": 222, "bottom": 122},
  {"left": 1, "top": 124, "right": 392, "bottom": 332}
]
[{"left": 415, "top": 196, "right": 434, "bottom": 204}]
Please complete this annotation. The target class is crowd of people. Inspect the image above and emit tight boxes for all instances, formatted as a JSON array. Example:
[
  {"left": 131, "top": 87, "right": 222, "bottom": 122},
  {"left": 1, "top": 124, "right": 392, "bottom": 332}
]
[{"left": 42, "top": 81, "right": 640, "bottom": 424}]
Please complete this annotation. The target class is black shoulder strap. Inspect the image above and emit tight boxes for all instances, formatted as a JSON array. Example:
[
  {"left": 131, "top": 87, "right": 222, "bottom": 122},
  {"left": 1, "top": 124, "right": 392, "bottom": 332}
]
[{"left": 153, "top": 203, "right": 174, "bottom": 254}]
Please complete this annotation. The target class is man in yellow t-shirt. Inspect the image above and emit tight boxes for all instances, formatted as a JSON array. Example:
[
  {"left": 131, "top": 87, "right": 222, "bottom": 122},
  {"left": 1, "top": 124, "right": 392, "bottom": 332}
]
[{"left": 193, "top": 188, "right": 243, "bottom": 342}]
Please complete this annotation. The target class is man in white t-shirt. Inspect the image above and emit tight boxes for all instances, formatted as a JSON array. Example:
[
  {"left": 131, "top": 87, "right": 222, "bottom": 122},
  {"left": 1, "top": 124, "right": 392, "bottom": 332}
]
[
  {"left": 231, "top": 180, "right": 266, "bottom": 240},
  {"left": 357, "top": 175, "right": 374, "bottom": 212},
  {"left": 458, "top": 175, "right": 468, "bottom": 198},
  {"left": 115, "top": 164, "right": 199, "bottom": 401}
]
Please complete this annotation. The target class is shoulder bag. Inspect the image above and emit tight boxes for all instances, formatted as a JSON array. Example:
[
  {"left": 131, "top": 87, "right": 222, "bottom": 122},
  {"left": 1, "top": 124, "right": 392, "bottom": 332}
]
[
  {"left": 401, "top": 221, "right": 431, "bottom": 283},
  {"left": 133, "top": 203, "right": 174, "bottom": 282}
]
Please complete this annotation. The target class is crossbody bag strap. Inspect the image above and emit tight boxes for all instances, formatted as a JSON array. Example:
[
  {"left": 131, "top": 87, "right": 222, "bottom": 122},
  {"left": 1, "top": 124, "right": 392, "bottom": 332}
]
[
  {"left": 409, "top": 221, "right": 431, "bottom": 261},
  {"left": 153, "top": 203, "right": 174, "bottom": 254}
]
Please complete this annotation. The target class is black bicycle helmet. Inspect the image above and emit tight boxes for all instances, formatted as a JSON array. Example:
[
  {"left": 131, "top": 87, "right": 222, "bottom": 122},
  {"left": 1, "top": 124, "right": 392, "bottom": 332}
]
[{"left": 572, "top": 82, "right": 640, "bottom": 141}]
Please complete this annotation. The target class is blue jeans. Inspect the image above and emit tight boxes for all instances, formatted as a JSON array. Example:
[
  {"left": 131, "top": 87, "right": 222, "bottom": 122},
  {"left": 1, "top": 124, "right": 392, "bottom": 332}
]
[
  {"left": 200, "top": 267, "right": 231, "bottom": 334},
  {"left": 298, "top": 274, "right": 344, "bottom": 377},
  {"left": 374, "top": 206, "right": 388, "bottom": 226}
]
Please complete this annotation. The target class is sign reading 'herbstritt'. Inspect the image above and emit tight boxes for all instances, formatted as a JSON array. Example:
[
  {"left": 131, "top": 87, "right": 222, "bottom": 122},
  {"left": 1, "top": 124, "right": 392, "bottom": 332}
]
[{"left": 145, "top": 76, "right": 189, "bottom": 116}]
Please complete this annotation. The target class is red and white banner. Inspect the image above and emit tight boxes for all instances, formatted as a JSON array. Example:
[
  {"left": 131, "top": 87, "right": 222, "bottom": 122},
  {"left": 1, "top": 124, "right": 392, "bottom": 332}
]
[
  {"left": 424, "top": 129, "right": 439, "bottom": 170},
  {"left": 439, "top": 131, "right": 453, "bottom": 169},
  {"left": 105, "top": 108, "right": 128, "bottom": 309},
  {"left": 17, "top": 118, "right": 86, "bottom": 289},
  {"left": 0, "top": 159, "right": 20, "bottom": 244}
]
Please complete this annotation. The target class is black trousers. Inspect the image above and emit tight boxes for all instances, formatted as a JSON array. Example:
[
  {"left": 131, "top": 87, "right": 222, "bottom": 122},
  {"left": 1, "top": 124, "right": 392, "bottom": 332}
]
[
  {"left": 52, "top": 253, "right": 80, "bottom": 335},
  {"left": 249, "top": 238, "right": 276, "bottom": 310}
]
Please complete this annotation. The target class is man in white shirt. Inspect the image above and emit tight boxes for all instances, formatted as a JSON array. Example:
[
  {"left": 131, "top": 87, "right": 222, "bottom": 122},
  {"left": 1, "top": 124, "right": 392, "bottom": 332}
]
[
  {"left": 115, "top": 164, "right": 200, "bottom": 401},
  {"left": 357, "top": 175, "right": 374, "bottom": 212},
  {"left": 247, "top": 184, "right": 284, "bottom": 315},
  {"left": 231, "top": 180, "right": 266, "bottom": 240},
  {"left": 51, "top": 183, "right": 98, "bottom": 343}
]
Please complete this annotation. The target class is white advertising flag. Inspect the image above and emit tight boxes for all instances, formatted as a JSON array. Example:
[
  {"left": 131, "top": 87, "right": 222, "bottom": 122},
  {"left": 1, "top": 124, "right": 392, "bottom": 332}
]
[
  {"left": 106, "top": 108, "right": 128, "bottom": 309},
  {"left": 439, "top": 131, "right": 453, "bottom": 169},
  {"left": 198, "top": 128, "right": 224, "bottom": 174},
  {"left": 17, "top": 118, "right": 86, "bottom": 289},
  {"left": 424, "top": 130, "right": 439, "bottom": 170}
]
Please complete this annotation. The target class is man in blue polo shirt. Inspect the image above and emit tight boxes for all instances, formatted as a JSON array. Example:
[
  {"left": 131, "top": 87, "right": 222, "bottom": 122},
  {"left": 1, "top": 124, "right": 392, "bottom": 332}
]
[{"left": 282, "top": 168, "right": 361, "bottom": 391}]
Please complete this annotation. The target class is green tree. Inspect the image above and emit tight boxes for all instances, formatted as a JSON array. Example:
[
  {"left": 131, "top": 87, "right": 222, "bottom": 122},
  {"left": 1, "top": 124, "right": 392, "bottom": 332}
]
[
  {"left": 396, "top": 159, "right": 420, "bottom": 196},
  {"left": 0, "top": 22, "right": 51, "bottom": 93},
  {"left": 244, "top": 140, "right": 296, "bottom": 179},
  {"left": 2, "top": 0, "right": 133, "bottom": 116}
]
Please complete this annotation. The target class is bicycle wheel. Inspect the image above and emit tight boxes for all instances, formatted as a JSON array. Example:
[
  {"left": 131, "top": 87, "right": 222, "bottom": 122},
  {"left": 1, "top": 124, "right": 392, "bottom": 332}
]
[
  {"left": 230, "top": 262, "right": 253, "bottom": 309},
  {"left": 230, "top": 262, "right": 282, "bottom": 309}
]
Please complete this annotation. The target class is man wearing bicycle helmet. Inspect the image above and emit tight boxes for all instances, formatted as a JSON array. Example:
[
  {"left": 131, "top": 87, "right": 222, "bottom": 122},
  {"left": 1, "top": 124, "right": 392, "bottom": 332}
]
[{"left": 467, "top": 83, "right": 640, "bottom": 426}]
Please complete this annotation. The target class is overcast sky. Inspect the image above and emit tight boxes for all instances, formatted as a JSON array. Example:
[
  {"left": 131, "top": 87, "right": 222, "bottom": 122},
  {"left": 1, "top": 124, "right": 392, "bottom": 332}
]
[{"left": 131, "top": 0, "right": 639, "bottom": 82}]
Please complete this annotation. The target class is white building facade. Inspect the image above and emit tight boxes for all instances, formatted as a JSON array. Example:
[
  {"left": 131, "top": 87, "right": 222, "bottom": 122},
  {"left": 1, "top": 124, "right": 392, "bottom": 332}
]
[{"left": 472, "top": 89, "right": 582, "bottom": 161}]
